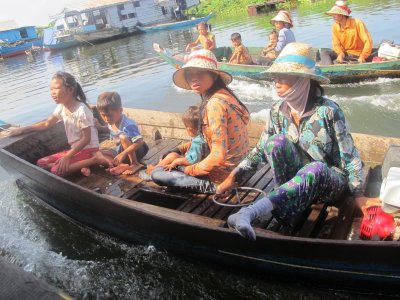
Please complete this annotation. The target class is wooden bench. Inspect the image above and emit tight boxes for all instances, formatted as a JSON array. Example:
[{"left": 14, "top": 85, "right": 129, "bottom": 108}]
[{"left": 69, "top": 138, "right": 367, "bottom": 240}]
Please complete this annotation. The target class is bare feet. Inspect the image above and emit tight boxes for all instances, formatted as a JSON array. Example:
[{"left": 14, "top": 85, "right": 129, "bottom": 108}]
[
  {"left": 108, "top": 163, "right": 131, "bottom": 175},
  {"left": 122, "top": 164, "right": 145, "bottom": 175},
  {"left": 93, "top": 151, "right": 114, "bottom": 168},
  {"left": 81, "top": 167, "right": 91, "bottom": 177}
]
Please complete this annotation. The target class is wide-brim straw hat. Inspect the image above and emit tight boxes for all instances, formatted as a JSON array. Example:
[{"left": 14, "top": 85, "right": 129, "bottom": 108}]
[
  {"left": 270, "top": 10, "right": 293, "bottom": 28},
  {"left": 173, "top": 49, "right": 232, "bottom": 90},
  {"left": 326, "top": 0, "right": 352, "bottom": 16},
  {"left": 264, "top": 42, "right": 330, "bottom": 84}
]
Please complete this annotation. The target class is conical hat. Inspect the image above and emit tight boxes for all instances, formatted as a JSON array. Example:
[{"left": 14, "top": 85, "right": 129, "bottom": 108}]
[
  {"left": 270, "top": 10, "right": 293, "bottom": 28},
  {"left": 173, "top": 50, "right": 232, "bottom": 90},
  {"left": 326, "top": 1, "right": 352, "bottom": 16}
]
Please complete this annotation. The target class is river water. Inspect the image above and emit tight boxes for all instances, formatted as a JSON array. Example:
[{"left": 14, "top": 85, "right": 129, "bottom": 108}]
[{"left": 0, "top": 0, "right": 399, "bottom": 298}]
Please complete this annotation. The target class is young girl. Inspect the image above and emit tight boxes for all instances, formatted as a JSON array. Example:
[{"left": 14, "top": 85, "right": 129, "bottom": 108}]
[
  {"left": 185, "top": 22, "right": 216, "bottom": 52},
  {"left": 9, "top": 71, "right": 111, "bottom": 177}
]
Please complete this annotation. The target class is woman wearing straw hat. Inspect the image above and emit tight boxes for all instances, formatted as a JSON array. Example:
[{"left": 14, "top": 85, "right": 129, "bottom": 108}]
[
  {"left": 270, "top": 10, "right": 296, "bottom": 56},
  {"left": 322, "top": 0, "right": 373, "bottom": 64},
  {"left": 258, "top": 10, "right": 296, "bottom": 65},
  {"left": 217, "top": 42, "right": 371, "bottom": 241},
  {"left": 151, "top": 49, "right": 250, "bottom": 193}
]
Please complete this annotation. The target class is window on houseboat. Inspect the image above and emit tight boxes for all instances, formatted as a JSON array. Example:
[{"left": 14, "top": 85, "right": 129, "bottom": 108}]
[
  {"left": 19, "top": 29, "right": 28, "bottom": 39},
  {"left": 133, "top": 1, "right": 140, "bottom": 7},
  {"left": 161, "top": 6, "right": 167, "bottom": 15}
]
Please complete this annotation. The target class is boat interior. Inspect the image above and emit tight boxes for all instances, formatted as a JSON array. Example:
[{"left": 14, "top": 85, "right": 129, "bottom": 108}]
[{"left": 1, "top": 108, "right": 397, "bottom": 241}]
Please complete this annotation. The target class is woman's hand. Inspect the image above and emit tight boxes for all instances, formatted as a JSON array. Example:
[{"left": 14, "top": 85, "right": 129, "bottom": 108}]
[
  {"left": 336, "top": 53, "right": 345, "bottom": 63},
  {"left": 356, "top": 196, "right": 381, "bottom": 216},
  {"left": 215, "top": 175, "right": 237, "bottom": 198},
  {"left": 56, "top": 155, "right": 72, "bottom": 176}
]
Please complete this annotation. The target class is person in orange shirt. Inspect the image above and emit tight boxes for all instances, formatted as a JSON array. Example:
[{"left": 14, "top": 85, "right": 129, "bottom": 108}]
[
  {"left": 321, "top": 1, "right": 373, "bottom": 64},
  {"left": 229, "top": 33, "right": 253, "bottom": 65},
  {"left": 151, "top": 49, "right": 250, "bottom": 193},
  {"left": 185, "top": 22, "right": 216, "bottom": 52}
]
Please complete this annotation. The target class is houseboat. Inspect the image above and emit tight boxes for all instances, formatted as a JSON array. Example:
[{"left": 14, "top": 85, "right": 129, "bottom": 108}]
[
  {"left": 0, "top": 20, "right": 43, "bottom": 58},
  {"left": 43, "top": 0, "right": 200, "bottom": 51}
]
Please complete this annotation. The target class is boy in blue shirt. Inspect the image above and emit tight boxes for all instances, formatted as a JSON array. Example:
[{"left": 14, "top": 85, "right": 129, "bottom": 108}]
[{"left": 96, "top": 92, "right": 148, "bottom": 175}]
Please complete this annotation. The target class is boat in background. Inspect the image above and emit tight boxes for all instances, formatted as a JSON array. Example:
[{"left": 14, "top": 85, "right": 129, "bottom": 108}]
[
  {"left": 43, "top": 0, "right": 201, "bottom": 51},
  {"left": 0, "top": 21, "right": 43, "bottom": 58},
  {"left": 136, "top": 13, "right": 213, "bottom": 33},
  {"left": 154, "top": 43, "right": 400, "bottom": 84}
]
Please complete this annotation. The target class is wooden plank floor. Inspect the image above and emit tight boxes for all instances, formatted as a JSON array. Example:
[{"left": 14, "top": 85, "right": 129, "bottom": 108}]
[{"left": 68, "top": 138, "right": 359, "bottom": 240}]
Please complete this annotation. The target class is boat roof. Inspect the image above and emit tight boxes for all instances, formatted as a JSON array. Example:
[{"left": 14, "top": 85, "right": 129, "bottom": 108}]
[
  {"left": 0, "top": 20, "right": 35, "bottom": 32},
  {"left": 52, "top": 0, "right": 133, "bottom": 18}
]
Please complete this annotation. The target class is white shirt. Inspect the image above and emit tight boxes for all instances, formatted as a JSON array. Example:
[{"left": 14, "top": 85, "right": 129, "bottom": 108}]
[{"left": 53, "top": 103, "right": 99, "bottom": 150}]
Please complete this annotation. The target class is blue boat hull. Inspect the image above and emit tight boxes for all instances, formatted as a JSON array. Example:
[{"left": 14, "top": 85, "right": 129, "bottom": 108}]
[
  {"left": 0, "top": 39, "right": 43, "bottom": 58},
  {"left": 137, "top": 13, "right": 213, "bottom": 33}
]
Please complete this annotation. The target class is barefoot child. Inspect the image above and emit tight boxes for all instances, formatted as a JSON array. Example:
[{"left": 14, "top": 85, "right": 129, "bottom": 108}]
[
  {"left": 185, "top": 22, "right": 216, "bottom": 52},
  {"left": 9, "top": 71, "right": 112, "bottom": 177},
  {"left": 229, "top": 33, "right": 253, "bottom": 65},
  {"left": 96, "top": 92, "right": 149, "bottom": 175},
  {"left": 145, "top": 106, "right": 208, "bottom": 177}
]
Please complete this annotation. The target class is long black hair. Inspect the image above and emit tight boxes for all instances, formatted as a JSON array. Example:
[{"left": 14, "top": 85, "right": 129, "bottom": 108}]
[
  {"left": 52, "top": 71, "right": 87, "bottom": 106},
  {"left": 198, "top": 73, "right": 249, "bottom": 132}
]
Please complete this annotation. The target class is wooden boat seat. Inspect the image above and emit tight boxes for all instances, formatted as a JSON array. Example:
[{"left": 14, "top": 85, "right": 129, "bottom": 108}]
[{"left": 69, "top": 137, "right": 371, "bottom": 240}]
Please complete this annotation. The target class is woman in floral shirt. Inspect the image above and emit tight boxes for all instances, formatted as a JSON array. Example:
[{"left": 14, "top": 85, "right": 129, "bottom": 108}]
[
  {"left": 217, "top": 43, "right": 369, "bottom": 241},
  {"left": 151, "top": 49, "right": 250, "bottom": 193}
]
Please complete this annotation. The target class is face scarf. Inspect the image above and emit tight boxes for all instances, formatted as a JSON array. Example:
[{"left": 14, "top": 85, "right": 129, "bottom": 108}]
[{"left": 280, "top": 77, "right": 310, "bottom": 118}]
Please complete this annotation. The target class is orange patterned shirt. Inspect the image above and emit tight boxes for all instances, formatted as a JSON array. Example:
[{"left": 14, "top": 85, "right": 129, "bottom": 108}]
[{"left": 183, "top": 89, "right": 250, "bottom": 184}]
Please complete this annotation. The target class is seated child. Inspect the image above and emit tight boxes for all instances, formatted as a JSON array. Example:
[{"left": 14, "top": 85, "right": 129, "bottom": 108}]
[
  {"left": 261, "top": 30, "right": 278, "bottom": 59},
  {"left": 185, "top": 22, "right": 216, "bottom": 52},
  {"left": 96, "top": 92, "right": 149, "bottom": 175},
  {"left": 228, "top": 33, "right": 253, "bottom": 65},
  {"left": 8, "top": 71, "right": 112, "bottom": 177},
  {"left": 144, "top": 106, "right": 208, "bottom": 177}
]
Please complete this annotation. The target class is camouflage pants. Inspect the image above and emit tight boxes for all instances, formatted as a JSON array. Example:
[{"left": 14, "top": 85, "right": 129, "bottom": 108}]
[{"left": 265, "top": 134, "right": 348, "bottom": 226}]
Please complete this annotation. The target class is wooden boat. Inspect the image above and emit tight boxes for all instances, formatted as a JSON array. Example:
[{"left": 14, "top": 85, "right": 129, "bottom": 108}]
[
  {"left": 136, "top": 13, "right": 213, "bottom": 33},
  {"left": 154, "top": 44, "right": 400, "bottom": 84},
  {"left": 1, "top": 108, "right": 400, "bottom": 294}
]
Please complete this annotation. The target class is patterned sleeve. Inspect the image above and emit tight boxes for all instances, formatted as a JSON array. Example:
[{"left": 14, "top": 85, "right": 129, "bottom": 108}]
[
  {"left": 233, "top": 111, "right": 273, "bottom": 181},
  {"left": 184, "top": 99, "right": 228, "bottom": 177},
  {"left": 332, "top": 107, "right": 364, "bottom": 195},
  {"left": 77, "top": 105, "right": 95, "bottom": 129}
]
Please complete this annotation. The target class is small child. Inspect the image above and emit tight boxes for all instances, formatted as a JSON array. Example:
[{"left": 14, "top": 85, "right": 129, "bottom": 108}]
[
  {"left": 96, "top": 92, "right": 149, "bottom": 175},
  {"left": 185, "top": 22, "right": 216, "bottom": 52},
  {"left": 261, "top": 30, "right": 278, "bottom": 59},
  {"left": 228, "top": 33, "right": 253, "bottom": 65},
  {"left": 9, "top": 71, "right": 112, "bottom": 177},
  {"left": 144, "top": 106, "right": 208, "bottom": 176}
]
